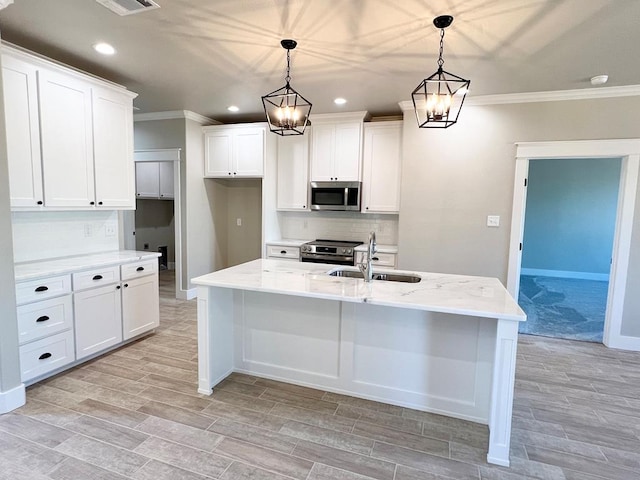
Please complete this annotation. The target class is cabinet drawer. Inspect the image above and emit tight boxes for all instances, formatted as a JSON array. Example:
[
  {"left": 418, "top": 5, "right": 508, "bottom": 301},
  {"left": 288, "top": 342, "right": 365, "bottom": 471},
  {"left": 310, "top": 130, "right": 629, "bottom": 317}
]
[
  {"left": 16, "top": 274, "right": 72, "bottom": 305},
  {"left": 267, "top": 245, "right": 300, "bottom": 260},
  {"left": 17, "top": 294, "right": 73, "bottom": 344},
  {"left": 356, "top": 251, "right": 397, "bottom": 268},
  {"left": 73, "top": 265, "right": 120, "bottom": 291},
  {"left": 121, "top": 259, "right": 157, "bottom": 281},
  {"left": 19, "top": 330, "right": 75, "bottom": 382}
]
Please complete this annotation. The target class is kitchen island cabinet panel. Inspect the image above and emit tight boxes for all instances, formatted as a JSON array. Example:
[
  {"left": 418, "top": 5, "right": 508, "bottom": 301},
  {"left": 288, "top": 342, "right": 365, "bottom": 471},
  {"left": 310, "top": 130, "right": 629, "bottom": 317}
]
[{"left": 193, "top": 259, "right": 525, "bottom": 467}]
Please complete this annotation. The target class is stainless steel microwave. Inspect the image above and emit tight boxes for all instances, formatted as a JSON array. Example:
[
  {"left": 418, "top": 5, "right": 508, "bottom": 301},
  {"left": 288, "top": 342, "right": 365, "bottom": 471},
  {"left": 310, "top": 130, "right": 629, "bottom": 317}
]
[{"left": 310, "top": 181, "right": 361, "bottom": 211}]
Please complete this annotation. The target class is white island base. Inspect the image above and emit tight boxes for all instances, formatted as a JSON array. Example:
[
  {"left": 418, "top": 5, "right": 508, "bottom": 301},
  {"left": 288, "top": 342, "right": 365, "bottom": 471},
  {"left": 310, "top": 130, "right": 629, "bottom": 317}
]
[{"left": 193, "top": 260, "right": 525, "bottom": 467}]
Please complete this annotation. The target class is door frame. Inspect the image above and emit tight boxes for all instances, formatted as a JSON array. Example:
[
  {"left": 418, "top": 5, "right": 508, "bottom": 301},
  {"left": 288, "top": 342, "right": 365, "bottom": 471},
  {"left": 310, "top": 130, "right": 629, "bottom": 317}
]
[
  {"left": 507, "top": 139, "right": 640, "bottom": 350},
  {"left": 125, "top": 148, "right": 183, "bottom": 299}
]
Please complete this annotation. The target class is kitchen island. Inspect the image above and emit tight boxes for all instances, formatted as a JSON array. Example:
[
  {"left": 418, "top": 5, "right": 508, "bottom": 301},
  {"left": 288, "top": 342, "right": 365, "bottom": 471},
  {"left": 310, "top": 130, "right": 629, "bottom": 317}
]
[{"left": 192, "top": 259, "right": 525, "bottom": 467}]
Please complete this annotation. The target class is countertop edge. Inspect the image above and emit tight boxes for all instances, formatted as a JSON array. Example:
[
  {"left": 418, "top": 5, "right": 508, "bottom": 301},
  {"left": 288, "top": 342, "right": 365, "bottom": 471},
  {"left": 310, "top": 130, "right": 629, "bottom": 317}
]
[{"left": 15, "top": 250, "right": 162, "bottom": 282}]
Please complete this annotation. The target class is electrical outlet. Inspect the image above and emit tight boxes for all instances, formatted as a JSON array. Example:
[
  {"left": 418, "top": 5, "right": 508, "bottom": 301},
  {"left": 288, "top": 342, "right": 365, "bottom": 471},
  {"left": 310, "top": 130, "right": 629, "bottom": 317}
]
[
  {"left": 105, "top": 225, "right": 116, "bottom": 237},
  {"left": 236, "top": 218, "right": 242, "bottom": 227},
  {"left": 143, "top": 243, "right": 149, "bottom": 250},
  {"left": 487, "top": 215, "right": 500, "bottom": 227}
]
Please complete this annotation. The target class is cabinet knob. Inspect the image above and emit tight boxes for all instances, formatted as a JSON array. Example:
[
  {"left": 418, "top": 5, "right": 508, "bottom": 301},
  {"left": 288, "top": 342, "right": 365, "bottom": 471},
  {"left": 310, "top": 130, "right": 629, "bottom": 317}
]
[
  {"left": 233, "top": 172, "right": 237, "bottom": 175},
  {"left": 137, "top": 193, "right": 140, "bottom": 196},
  {"left": 372, "top": 256, "right": 379, "bottom": 261},
  {"left": 36, "top": 315, "right": 50, "bottom": 323},
  {"left": 303, "top": 205, "right": 306, "bottom": 208},
  {"left": 90, "top": 201, "right": 95, "bottom": 205},
  {"left": 136, "top": 266, "right": 145, "bottom": 271},
  {"left": 366, "top": 207, "right": 369, "bottom": 210},
  {"left": 228, "top": 172, "right": 232, "bottom": 176},
  {"left": 98, "top": 201, "right": 103, "bottom": 205},
  {"left": 116, "top": 285, "right": 121, "bottom": 290},
  {"left": 280, "top": 250, "right": 287, "bottom": 254},
  {"left": 37, "top": 200, "right": 43, "bottom": 205},
  {"left": 92, "top": 274, "right": 103, "bottom": 281},
  {"left": 124, "top": 283, "right": 129, "bottom": 288},
  {"left": 38, "top": 352, "right": 52, "bottom": 360},
  {"left": 35, "top": 286, "right": 48, "bottom": 292}
]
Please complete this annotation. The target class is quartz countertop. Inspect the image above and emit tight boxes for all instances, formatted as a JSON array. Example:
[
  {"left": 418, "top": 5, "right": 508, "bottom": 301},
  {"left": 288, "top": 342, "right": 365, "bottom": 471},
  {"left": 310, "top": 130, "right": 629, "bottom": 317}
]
[
  {"left": 192, "top": 259, "right": 525, "bottom": 321},
  {"left": 354, "top": 244, "right": 398, "bottom": 254},
  {"left": 15, "top": 250, "right": 161, "bottom": 282}
]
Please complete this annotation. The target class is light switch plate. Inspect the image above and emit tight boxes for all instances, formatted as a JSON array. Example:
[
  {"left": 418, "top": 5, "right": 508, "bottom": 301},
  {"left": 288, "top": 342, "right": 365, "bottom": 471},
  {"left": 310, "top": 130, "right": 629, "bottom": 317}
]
[{"left": 487, "top": 215, "right": 500, "bottom": 227}]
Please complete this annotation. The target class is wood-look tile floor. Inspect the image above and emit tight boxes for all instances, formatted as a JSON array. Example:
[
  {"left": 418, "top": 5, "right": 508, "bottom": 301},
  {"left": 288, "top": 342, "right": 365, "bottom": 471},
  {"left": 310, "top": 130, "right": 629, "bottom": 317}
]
[{"left": 2, "top": 269, "right": 640, "bottom": 479}]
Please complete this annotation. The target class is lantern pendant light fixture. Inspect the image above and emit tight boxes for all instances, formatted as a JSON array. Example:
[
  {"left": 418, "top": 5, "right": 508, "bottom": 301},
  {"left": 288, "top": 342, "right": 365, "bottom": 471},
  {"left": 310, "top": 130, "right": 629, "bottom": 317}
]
[
  {"left": 262, "top": 39, "right": 312, "bottom": 135},
  {"left": 412, "top": 15, "right": 470, "bottom": 128}
]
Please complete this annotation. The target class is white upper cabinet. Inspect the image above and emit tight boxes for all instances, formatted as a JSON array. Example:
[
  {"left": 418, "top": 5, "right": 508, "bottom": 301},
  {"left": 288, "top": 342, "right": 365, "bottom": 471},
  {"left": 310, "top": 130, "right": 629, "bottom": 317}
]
[
  {"left": 2, "top": 45, "right": 137, "bottom": 211},
  {"left": 309, "top": 112, "right": 367, "bottom": 182},
  {"left": 203, "top": 124, "right": 265, "bottom": 178},
  {"left": 362, "top": 122, "right": 402, "bottom": 214},
  {"left": 135, "top": 161, "right": 174, "bottom": 200},
  {"left": 93, "top": 86, "right": 135, "bottom": 208},
  {"left": 2, "top": 54, "right": 43, "bottom": 208},
  {"left": 277, "top": 133, "right": 309, "bottom": 210},
  {"left": 38, "top": 67, "right": 95, "bottom": 208}
]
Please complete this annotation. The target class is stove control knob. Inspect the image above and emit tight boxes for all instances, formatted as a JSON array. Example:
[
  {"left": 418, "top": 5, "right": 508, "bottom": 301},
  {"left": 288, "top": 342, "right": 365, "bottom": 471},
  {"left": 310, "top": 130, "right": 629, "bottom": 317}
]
[
  {"left": 301, "top": 246, "right": 307, "bottom": 252},
  {"left": 347, "top": 248, "right": 352, "bottom": 254}
]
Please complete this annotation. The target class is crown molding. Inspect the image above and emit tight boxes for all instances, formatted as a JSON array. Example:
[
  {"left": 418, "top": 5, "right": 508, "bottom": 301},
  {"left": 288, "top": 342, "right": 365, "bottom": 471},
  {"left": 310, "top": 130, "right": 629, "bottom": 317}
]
[
  {"left": 398, "top": 84, "right": 640, "bottom": 111},
  {"left": 134, "top": 110, "right": 218, "bottom": 125}
]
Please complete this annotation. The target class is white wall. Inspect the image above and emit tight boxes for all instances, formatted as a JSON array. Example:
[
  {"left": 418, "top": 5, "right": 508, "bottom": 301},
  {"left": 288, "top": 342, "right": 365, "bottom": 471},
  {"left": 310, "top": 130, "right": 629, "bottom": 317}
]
[
  {"left": 12, "top": 210, "right": 120, "bottom": 263},
  {"left": 398, "top": 96, "right": 640, "bottom": 339},
  {"left": 0, "top": 28, "right": 23, "bottom": 408},
  {"left": 277, "top": 211, "right": 398, "bottom": 245}
]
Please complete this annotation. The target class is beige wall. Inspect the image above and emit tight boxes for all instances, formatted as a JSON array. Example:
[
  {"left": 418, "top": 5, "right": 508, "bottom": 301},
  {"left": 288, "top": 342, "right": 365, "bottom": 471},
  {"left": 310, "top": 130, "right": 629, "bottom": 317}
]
[
  {"left": 399, "top": 96, "right": 640, "bottom": 338},
  {"left": 226, "top": 179, "right": 262, "bottom": 266},
  {"left": 134, "top": 199, "right": 175, "bottom": 264},
  {"left": 0, "top": 31, "right": 22, "bottom": 398}
]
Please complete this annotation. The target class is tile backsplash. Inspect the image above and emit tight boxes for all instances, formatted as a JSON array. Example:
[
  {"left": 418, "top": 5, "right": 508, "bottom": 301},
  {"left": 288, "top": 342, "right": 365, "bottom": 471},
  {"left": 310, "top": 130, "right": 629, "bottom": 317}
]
[
  {"left": 278, "top": 211, "right": 398, "bottom": 244},
  {"left": 12, "top": 211, "right": 120, "bottom": 263}
]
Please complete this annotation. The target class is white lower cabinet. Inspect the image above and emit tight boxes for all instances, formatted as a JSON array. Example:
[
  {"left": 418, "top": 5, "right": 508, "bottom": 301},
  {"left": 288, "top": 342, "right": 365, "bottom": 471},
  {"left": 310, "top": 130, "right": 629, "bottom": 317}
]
[
  {"left": 19, "top": 330, "right": 75, "bottom": 382},
  {"left": 266, "top": 244, "right": 301, "bottom": 261},
  {"left": 15, "top": 255, "right": 160, "bottom": 384},
  {"left": 74, "top": 283, "right": 123, "bottom": 360},
  {"left": 355, "top": 251, "right": 397, "bottom": 269},
  {"left": 122, "top": 274, "right": 159, "bottom": 340}
]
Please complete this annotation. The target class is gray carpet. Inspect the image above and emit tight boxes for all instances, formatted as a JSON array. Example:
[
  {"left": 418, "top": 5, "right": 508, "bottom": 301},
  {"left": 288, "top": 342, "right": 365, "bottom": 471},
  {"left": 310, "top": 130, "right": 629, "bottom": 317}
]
[{"left": 518, "top": 275, "right": 608, "bottom": 342}]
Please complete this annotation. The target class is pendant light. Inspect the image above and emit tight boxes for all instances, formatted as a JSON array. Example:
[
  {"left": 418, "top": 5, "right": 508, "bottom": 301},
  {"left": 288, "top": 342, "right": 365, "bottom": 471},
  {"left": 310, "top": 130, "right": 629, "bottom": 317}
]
[
  {"left": 262, "top": 39, "right": 312, "bottom": 136},
  {"left": 412, "top": 15, "right": 470, "bottom": 128}
]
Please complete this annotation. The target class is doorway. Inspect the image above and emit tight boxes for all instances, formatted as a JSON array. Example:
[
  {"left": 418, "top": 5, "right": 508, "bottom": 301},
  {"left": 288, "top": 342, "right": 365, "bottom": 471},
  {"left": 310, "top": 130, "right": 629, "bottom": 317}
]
[
  {"left": 507, "top": 139, "right": 640, "bottom": 351},
  {"left": 517, "top": 158, "right": 621, "bottom": 342},
  {"left": 121, "top": 148, "right": 183, "bottom": 299}
]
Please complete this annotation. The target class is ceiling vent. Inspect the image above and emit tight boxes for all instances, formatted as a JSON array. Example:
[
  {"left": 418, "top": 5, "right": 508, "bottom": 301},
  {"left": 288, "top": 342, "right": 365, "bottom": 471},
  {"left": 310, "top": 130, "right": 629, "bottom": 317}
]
[{"left": 95, "top": 0, "right": 160, "bottom": 16}]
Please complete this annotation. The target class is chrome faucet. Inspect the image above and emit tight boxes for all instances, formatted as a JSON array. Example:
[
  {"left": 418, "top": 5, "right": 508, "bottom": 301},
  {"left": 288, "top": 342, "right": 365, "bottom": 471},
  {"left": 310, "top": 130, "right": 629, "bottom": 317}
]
[{"left": 358, "top": 231, "right": 377, "bottom": 282}]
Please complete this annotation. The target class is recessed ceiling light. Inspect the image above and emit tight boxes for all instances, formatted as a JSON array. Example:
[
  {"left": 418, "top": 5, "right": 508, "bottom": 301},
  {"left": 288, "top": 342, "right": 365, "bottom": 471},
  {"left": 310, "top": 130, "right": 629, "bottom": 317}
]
[
  {"left": 334, "top": 98, "right": 347, "bottom": 105},
  {"left": 227, "top": 105, "right": 240, "bottom": 112},
  {"left": 590, "top": 75, "right": 608, "bottom": 86},
  {"left": 93, "top": 42, "right": 116, "bottom": 55}
]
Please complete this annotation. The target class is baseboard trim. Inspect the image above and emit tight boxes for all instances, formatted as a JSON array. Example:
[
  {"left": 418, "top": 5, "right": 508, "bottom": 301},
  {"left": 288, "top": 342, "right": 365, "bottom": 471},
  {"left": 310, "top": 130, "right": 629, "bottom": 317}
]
[
  {"left": 521, "top": 268, "right": 609, "bottom": 281},
  {"left": 604, "top": 335, "right": 640, "bottom": 352},
  {"left": 0, "top": 383, "right": 26, "bottom": 413},
  {"left": 176, "top": 288, "right": 197, "bottom": 300}
]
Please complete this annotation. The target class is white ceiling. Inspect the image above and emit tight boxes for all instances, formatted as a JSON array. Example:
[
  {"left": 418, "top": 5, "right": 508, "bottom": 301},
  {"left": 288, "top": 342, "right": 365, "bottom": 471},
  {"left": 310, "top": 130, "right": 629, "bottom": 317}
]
[{"left": 1, "top": 0, "right": 639, "bottom": 122}]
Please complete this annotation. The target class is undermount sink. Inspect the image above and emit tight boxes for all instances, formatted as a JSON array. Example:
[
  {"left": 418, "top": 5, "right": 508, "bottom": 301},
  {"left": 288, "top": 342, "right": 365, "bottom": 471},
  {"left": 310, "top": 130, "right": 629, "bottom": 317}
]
[{"left": 328, "top": 269, "right": 421, "bottom": 283}]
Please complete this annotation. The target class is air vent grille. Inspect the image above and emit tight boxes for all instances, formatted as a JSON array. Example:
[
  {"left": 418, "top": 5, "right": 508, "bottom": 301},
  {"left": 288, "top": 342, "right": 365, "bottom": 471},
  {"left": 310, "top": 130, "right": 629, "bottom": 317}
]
[{"left": 96, "top": 0, "right": 160, "bottom": 16}]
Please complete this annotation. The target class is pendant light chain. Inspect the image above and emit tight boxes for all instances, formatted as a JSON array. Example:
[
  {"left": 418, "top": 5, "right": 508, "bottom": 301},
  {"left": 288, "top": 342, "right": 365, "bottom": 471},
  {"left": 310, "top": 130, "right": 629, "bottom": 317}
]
[
  {"left": 285, "top": 48, "right": 292, "bottom": 86},
  {"left": 437, "top": 28, "right": 445, "bottom": 69}
]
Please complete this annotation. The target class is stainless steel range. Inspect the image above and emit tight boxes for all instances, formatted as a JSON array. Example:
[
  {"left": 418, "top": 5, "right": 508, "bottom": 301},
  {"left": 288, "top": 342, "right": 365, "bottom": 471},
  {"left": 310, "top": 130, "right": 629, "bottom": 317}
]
[{"left": 300, "top": 239, "right": 362, "bottom": 266}]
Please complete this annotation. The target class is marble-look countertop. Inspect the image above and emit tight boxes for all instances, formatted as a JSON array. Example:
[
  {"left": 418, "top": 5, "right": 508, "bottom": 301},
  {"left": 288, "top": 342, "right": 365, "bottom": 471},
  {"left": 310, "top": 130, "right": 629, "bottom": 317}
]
[
  {"left": 265, "top": 239, "right": 311, "bottom": 247},
  {"left": 15, "top": 250, "right": 161, "bottom": 282},
  {"left": 354, "top": 244, "right": 398, "bottom": 254},
  {"left": 192, "top": 259, "right": 526, "bottom": 321}
]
